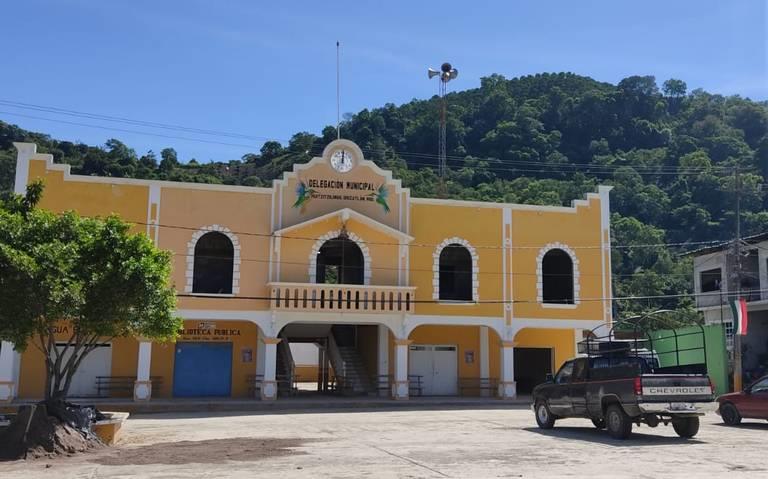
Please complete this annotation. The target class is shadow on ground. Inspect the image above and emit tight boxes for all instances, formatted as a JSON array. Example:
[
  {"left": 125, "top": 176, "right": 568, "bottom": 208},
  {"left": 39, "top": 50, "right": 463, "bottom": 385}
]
[
  {"left": 713, "top": 421, "right": 768, "bottom": 430},
  {"left": 91, "top": 437, "right": 313, "bottom": 465},
  {"left": 128, "top": 403, "right": 530, "bottom": 421},
  {"left": 523, "top": 426, "right": 705, "bottom": 447}
]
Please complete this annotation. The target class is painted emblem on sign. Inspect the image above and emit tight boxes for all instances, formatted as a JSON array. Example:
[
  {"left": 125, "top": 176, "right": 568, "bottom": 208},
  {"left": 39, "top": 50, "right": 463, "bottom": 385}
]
[
  {"left": 370, "top": 184, "right": 390, "bottom": 213},
  {"left": 293, "top": 180, "right": 315, "bottom": 212}
]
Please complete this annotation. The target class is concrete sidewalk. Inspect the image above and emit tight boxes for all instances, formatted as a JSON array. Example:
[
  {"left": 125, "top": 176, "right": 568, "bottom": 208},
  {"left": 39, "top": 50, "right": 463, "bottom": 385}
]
[{"left": 4, "top": 395, "right": 532, "bottom": 415}]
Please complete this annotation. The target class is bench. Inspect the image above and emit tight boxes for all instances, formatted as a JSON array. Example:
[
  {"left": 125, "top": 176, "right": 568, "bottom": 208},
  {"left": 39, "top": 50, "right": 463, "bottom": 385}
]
[
  {"left": 95, "top": 376, "right": 163, "bottom": 398},
  {"left": 372, "top": 375, "right": 424, "bottom": 397},
  {"left": 458, "top": 377, "right": 498, "bottom": 397}
]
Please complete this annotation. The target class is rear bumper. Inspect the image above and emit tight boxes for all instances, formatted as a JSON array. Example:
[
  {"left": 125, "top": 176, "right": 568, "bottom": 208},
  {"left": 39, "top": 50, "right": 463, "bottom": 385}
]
[{"left": 637, "top": 401, "right": 717, "bottom": 414}]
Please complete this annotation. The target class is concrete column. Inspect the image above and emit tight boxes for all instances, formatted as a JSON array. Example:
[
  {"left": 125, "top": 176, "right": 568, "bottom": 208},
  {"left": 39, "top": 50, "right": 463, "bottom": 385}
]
[
  {"left": 260, "top": 337, "right": 281, "bottom": 400},
  {"left": 480, "top": 327, "right": 490, "bottom": 397},
  {"left": 133, "top": 341, "right": 153, "bottom": 401},
  {"left": 391, "top": 339, "right": 411, "bottom": 400},
  {"left": 378, "top": 325, "right": 390, "bottom": 397},
  {"left": 0, "top": 341, "right": 20, "bottom": 403},
  {"left": 498, "top": 341, "right": 517, "bottom": 399}
]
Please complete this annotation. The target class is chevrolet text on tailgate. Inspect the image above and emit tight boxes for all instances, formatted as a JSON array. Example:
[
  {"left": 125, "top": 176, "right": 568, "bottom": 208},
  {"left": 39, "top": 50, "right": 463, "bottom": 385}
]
[{"left": 532, "top": 318, "right": 716, "bottom": 440}]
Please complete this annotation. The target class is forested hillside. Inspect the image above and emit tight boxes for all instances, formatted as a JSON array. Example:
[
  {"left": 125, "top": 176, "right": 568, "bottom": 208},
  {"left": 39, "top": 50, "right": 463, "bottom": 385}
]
[{"left": 1, "top": 73, "right": 766, "bottom": 320}]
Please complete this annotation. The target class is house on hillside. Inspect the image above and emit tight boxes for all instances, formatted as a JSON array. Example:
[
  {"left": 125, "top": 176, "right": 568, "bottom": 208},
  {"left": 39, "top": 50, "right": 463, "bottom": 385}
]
[
  {"left": 690, "top": 233, "right": 768, "bottom": 387},
  {"left": 1, "top": 139, "right": 613, "bottom": 403}
]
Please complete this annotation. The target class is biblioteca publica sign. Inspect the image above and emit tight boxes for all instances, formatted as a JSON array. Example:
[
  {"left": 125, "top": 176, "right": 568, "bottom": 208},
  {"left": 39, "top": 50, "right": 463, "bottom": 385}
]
[{"left": 178, "top": 322, "right": 241, "bottom": 342}]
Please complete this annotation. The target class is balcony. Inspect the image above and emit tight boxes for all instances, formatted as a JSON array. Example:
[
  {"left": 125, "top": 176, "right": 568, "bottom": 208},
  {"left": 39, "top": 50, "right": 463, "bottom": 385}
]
[{"left": 268, "top": 282, "right": 416, "bottom": 314}]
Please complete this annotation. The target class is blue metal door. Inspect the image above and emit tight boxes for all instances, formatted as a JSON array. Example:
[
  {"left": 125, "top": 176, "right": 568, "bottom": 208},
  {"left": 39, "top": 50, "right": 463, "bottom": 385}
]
[{"left": 173, "top": 342, "right": 233, "bottom": 397}]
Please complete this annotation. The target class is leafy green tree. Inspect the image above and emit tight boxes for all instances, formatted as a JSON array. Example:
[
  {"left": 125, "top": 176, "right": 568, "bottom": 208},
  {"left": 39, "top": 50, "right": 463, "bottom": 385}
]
[
  {"left": 0, "top": 182, "right": 180, "bottom": 399},
  {"left": 260, "top": 141, "right": 284, "bottom": 161},
  {"left": 159, "top": 147, "right": 179, "bottom": 173},
  {"left": 662, "top": 79, "right": 687, "bottom": 98}
]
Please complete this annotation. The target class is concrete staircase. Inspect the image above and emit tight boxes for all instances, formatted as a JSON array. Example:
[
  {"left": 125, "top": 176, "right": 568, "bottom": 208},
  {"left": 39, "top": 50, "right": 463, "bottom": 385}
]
[
  {"left": 276, "top": 335, "right": 296, "bottom": 397},
  {"left": 329, "top": 326, "right": 373, "bottom": 395},
  {"left": 336, "top": 345, "right": 373, "bottom": 394}
]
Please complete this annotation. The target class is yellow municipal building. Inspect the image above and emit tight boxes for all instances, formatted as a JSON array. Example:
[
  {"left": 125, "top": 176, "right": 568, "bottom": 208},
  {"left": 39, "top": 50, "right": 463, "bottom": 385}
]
[{"left": 0, "top": 140, "right": 613, "bottom": 402}]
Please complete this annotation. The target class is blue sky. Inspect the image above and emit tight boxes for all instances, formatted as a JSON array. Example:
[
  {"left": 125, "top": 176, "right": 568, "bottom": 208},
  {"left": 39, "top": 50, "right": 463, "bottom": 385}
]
[{"left": 1, "top": 0, "right": 765, "bottom": 162}]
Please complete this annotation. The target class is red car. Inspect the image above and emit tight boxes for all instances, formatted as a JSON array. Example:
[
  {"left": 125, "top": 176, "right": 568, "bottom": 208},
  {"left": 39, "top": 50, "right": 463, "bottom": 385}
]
[{"left": 717, "top": 375, "right": 768, "bottom": 425}]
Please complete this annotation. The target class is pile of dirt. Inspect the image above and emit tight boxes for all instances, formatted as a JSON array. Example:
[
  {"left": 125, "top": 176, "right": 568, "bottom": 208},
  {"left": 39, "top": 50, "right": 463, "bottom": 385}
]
[{"left": 0, "top": 403, "right": 104, "bottom": 460}]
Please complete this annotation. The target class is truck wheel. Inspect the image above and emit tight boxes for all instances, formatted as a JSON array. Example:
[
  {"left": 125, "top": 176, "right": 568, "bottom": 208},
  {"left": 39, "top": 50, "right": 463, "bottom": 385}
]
[
  {"left": 720, "top": 403, "right": 742, "bottom": 426},
  {"left": 605, "top": 404, "right": 632, "bottom": 440},
  {"left": 591, "top": 418, "right": 605, "bottom": 429},
  {"left": 672, "top": 417, "right": 700, "bottom": 438},
  {"left": 535, "top": 401, "right": 556, "bottom": 429}
]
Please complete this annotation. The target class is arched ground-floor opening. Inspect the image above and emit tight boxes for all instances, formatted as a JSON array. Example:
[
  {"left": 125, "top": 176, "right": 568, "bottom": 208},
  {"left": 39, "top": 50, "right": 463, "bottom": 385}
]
[{"left": 275, "top": 322, "right": 393, "bottom": 398}]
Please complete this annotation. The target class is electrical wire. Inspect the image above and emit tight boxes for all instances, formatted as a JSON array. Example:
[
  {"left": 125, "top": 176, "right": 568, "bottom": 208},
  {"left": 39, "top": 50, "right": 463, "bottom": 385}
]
[
  {"left": 182, "top": 252, "right": 697, "bottom": 278},
  {"left": 176, "top": 287, "right": 768, "bottom": 304},
  {"left": 136, "top": 220, "right": 727, "bottom": 251}
]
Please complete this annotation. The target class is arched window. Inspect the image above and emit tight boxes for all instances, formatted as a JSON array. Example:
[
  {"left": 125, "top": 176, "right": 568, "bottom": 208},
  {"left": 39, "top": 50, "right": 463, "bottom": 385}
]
[
  {"left": 439, "top": 244, "right": 473, "bottom": 301},
  {"left": 316, "top": 236, "right": 364, "bottom": 285},
  {"left": 193, "top": 232, "right": 234, "bottom": 294},
  {"left": 542, "top": 249, "right": 574, "bottom": 304}
]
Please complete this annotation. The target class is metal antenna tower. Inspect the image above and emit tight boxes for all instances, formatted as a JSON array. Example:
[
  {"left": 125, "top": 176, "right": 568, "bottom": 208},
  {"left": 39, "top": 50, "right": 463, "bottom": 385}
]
[{"left": 428, "top": 63, "right": 458, "bottom": 184}]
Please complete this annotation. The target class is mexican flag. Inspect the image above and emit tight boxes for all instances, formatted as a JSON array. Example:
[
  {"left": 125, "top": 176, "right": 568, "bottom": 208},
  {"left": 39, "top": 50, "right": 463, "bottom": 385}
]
[{"left": 730, "top": 298, "right": 749, "bottom": 335}]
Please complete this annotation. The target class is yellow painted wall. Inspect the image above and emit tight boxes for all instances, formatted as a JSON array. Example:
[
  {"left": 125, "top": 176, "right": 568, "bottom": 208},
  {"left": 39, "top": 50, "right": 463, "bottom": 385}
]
[
  {"left": 160, "top": 187, "right": 272, "bottom": 312},
  {"left": 17, "top": 320, "right": 259, "bottom": 399},
  {"left": 28, "top": 160, "right": 148, "bottom": 233},
  {"left": 279, "top": 215, "right": 400, "bottom": 286},
  {"left": 17, "top": 325, "right": 141, "bottom": 399},
  {"left": 409, "top": 203, "right": 504, "bottom": 317},
  {"left": 514, "top": 328, "right": 576, "bottom": 372},
  {"left": 511, "top": 198, "right": 605, "bottom": 321}
]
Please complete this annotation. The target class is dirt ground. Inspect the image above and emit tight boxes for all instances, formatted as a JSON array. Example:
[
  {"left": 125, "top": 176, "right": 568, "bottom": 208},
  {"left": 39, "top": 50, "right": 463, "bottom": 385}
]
[{"left": 0, "top": 405, "right": 766, "bottom": 478}]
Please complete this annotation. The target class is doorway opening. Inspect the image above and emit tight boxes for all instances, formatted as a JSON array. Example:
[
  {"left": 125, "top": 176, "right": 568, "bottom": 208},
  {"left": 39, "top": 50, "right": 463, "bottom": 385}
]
[{"left": 316, "top": 237, "right": 364, "bottom": 285}]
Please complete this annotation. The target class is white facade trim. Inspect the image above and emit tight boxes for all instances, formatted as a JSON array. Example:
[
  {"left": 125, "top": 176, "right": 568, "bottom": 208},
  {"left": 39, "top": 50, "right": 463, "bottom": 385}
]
[
  {"left": 276, "top": 207, "right": 414, "bottom": 242},
  {"left": 536, "top": 242, "right": 581, "bottom": 305},
  {"left": 13, "top": 142, "right": 39, "bottom": 195},
  {"left": 432, "top": 237, "right": 480, "bottom": 302},
  {"left": 12, "top": 143, "right": 272, "bottom": 194},
  {"left": 308, "top": 230, "right": 372, "bottom": 285},
  {"left": 411, "top": 192, "right": 602, "bottom": 213},
  {"left": 184, "top": 225, "right": 241, "bottom": 294}
]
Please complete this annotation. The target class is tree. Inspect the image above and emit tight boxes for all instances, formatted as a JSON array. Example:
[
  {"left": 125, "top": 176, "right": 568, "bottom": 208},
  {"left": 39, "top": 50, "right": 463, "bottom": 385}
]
[
  {"left": 260, "top": 141, "right": 284, "bottom": 161},
  {"left": 0, "top": 182, "right": 181, "bottom": 399},
  {"left": 159, "top": 147, "right": 179, "bottom": 173},
  {"left": 662, "top": 79, "right": 687, "bottom": 98}
]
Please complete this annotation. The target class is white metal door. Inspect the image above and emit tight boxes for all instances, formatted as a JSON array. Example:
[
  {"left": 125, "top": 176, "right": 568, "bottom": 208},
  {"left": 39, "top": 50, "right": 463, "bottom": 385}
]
[
  {"left": 431, "top": 346, "right": 458, "bottom": 395},
  {"left": 409, "top": 345, "right": 458, "bottom": 396},
  {"left": 408, "top": 345, "right": 434, "bottom": 395},
  {"left": 56, "top": 343, "right": 112, "bottom": 397}
]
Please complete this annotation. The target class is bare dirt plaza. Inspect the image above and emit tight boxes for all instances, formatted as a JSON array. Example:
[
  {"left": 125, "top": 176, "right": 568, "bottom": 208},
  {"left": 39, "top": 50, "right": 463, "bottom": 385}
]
[{"left": 0, "top": 405, "right": 765, "bottom": 478}]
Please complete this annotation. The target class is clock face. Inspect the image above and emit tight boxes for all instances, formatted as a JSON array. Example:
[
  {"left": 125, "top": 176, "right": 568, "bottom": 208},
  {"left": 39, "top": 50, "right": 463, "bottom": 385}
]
[{"left": 330, "top": 149, "right": 354, "bottom": 173}]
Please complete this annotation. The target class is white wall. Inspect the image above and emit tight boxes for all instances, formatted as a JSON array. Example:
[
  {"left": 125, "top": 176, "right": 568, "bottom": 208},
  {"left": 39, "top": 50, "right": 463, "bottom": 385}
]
[{"left": 290, "top": 343, "right": 319, "bottom": 366}]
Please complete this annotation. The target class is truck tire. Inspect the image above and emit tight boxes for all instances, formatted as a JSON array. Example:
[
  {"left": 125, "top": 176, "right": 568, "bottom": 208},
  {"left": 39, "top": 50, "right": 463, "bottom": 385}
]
[
  {"left": 672, "top": 417, "right": 700, "bottom": 438},
  {"left": 720, "top": 403, "right": 742, "bottom": 426},
  {"left": 535, "top": 401, "right": 556, "bottom": 429},
  {"left": 591, "top": 418, "right": 606, "bottom": 429},
  {"left": 605, "top": 404, "right": 632, "bottom": 440}
]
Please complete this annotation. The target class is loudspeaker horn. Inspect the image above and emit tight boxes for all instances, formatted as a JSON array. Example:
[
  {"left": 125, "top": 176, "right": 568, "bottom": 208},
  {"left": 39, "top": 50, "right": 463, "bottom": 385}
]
[{"left": 427, "top": 68, "right": 440, "bottom": 79}]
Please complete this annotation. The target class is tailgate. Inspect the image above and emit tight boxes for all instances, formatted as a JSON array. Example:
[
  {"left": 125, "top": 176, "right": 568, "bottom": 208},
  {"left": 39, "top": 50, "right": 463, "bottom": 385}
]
[{"left": 639, "top": 375, "right": 713, "bottom": 402}]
